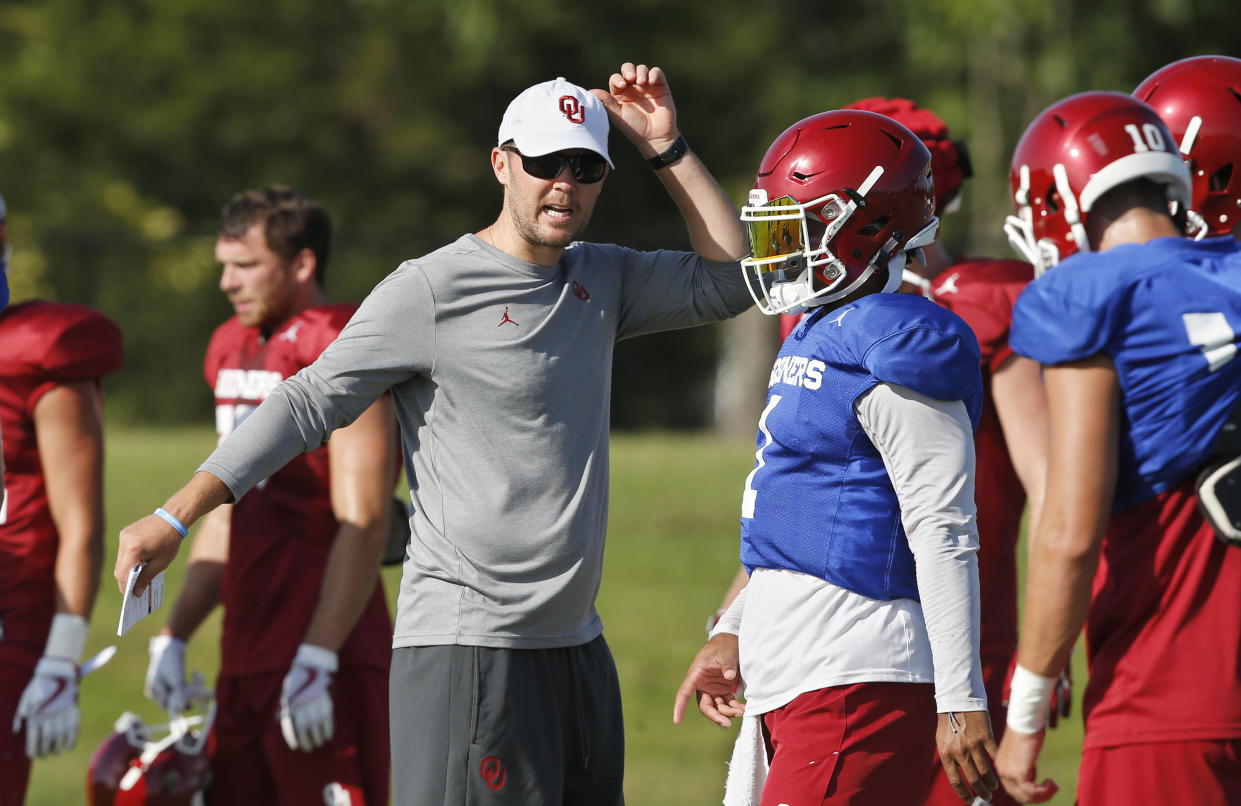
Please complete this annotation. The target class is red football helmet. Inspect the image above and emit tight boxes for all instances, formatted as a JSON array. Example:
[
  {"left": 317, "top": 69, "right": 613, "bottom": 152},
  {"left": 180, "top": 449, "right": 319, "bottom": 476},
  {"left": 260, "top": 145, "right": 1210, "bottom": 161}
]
[
  {"left": 741, "top": 109, "right": 939, "bottom": 314},
  {"left": 88, "top": 710, "right": 212, "bottom": 806},
  {"left": 844, "top": 97, "right": 973, "bottom": 216},
  {"left": 1004, "top": 91, "right": 1192, "bottom": 276},
  {"left": 1134, "top": 55, "right": 1241, "bottom": 238}
]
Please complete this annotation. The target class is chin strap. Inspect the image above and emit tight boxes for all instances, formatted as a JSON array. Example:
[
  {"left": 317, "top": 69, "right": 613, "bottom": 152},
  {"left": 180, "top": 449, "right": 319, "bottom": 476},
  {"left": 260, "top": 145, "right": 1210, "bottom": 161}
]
[{"left": 901, "top": 268, "right": 935, "bottom": 299}]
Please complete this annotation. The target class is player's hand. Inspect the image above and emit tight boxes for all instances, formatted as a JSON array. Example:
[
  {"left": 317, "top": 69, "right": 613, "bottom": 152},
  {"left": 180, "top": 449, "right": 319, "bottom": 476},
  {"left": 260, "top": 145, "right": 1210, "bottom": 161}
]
[
  {"left": 1047, "top": 666, "right": 1072, "bottom": 728},
  {"left": 673, "top": 633, "right": 745, "bottom": 728},
  {"left": 1002, "top": 654, "right": 1072, "bottom": 729},
  {"left": 279, "top": 643, "right": 337, "bottom": 752},
  {"left": 12, "top": 656, "right": 80, "bottom": 758},
  {"left": 145, "top": 634, "right": 189, "bottom": 714},
  {"left": 590, "top": 63, "right": 680, "bottom": 157},
  {"left": 114, "top": 512, "right": 184, "bottom": 596},
  {"left": 996, "top": 726, "right": 1059, "bottom": 803},
  {"left": 936, "top": 711, "right": 999, "bottom": 803}
]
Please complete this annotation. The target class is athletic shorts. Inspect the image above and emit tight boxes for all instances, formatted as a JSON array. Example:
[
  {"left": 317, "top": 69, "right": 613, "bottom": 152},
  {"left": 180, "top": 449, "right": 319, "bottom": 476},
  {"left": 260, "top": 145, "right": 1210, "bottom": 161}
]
[
  {"left": 759, "top": 681, "right": 937, "bottom": 806},
  {"left": 1077, "top": 739, "right": 1241, "bottom": 806},
  {"left": 389, "top": 635, "right": 625, "bottom": 806},
  {"left": 923, "top": 653, "right": 1016, "bottom": 806},
  {"left": 0, "top": 641, "right": 39, "bottom": 805},
  {"left": 207, "top": 665, "right": 389, "bottom": 806}
]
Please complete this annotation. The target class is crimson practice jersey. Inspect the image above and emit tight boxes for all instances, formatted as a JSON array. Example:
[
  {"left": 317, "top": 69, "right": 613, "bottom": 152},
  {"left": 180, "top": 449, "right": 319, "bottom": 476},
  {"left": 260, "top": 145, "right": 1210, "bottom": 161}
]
[
  {"left": 1012, "top": 235, "right": 1241, "bottom": 749},
  {"left": 0, "top": 301, "right": 123, "bottom": 649},
  {"left": 929, "top": 258, "right": 1032, "bottom": 662},
  {"left": 205, "top": 305, "right": 391, "bottom": 677}
]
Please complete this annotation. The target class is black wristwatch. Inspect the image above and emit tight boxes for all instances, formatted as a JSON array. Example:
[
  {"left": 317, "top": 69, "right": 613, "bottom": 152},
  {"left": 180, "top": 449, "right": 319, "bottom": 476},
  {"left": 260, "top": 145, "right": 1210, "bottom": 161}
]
[{"left": 648, "top": 135, "right": 689, "bottom": 170}]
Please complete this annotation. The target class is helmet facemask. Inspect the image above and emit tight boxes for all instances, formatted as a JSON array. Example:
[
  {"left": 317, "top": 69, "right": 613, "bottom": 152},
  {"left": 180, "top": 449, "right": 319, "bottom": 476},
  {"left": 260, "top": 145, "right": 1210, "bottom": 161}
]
[
  {"left": 1004, "top": 164, "right": 1077, "bottom": 277},
  {"left": 742, "top": 166, "right": 937, "bottom": 314}
]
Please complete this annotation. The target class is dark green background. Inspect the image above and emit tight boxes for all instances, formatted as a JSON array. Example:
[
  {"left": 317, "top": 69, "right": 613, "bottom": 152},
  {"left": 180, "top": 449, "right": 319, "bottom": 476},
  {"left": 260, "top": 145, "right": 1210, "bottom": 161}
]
[{"left": 1, "top": 0, "right": 1235, "bottom": 425}]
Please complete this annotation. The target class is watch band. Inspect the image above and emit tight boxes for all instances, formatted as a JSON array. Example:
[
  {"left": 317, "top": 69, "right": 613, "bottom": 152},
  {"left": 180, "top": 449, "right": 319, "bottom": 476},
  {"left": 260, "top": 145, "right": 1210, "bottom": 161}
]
[{"left": 648, "top": 135, "right": 689, "bottom": 170}]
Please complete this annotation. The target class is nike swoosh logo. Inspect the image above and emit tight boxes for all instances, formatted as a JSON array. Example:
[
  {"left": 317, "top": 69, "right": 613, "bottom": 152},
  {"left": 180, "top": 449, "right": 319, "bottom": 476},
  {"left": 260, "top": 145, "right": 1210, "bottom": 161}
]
[
  {"left": 290, "top": 670, "right": 321, "bottom": 701},
  {"left": 33, "top": 678, "right": 70, "bottom": 717}
]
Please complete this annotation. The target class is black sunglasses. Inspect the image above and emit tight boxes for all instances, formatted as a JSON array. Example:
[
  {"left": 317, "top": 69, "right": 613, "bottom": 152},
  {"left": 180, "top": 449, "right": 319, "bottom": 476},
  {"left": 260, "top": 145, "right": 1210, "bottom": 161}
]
[{"left": 502, "top": 146, "right": 609, "bottom": 184}]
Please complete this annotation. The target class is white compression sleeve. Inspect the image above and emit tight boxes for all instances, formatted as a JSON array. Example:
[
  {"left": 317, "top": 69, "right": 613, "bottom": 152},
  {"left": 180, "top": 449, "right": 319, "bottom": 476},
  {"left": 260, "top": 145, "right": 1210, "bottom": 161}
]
[{"left": 855, "top": 383, "right": 986, "bottom": 713}]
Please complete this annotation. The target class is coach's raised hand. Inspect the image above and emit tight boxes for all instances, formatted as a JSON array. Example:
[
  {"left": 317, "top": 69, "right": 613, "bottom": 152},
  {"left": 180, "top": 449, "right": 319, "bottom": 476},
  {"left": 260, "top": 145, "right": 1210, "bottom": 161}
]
[
  {"left": 114, "top": 471, "right": 232, "bottom": 596},
  {"left": 590, "top": 62, "right": 680, "bottom": 159}
]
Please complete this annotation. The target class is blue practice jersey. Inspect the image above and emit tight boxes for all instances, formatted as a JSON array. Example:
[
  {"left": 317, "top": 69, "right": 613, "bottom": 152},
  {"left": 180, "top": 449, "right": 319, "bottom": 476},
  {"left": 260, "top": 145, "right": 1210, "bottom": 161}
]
[
  {"left": 1011, "top": 236, "right": 1241, "bottom": 512},
  {"left": 740, "top": 292, "right": 982, "bottom": 601},
  {"left": 0, "top": 259, "right": 7, "bottom": 312}
]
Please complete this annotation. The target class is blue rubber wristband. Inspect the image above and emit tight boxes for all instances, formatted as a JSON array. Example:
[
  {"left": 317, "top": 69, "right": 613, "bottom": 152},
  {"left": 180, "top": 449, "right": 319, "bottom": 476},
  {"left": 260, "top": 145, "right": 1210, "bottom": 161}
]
[{"left": 153, "top": 507, "right": 188, "bottom": 538}]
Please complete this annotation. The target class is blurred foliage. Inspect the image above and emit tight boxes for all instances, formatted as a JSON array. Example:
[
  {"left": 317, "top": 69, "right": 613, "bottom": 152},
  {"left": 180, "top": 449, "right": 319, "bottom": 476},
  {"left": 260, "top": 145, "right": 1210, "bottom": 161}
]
[{"left": 0, "top": 0, "right": 1236, "bottom": 425}]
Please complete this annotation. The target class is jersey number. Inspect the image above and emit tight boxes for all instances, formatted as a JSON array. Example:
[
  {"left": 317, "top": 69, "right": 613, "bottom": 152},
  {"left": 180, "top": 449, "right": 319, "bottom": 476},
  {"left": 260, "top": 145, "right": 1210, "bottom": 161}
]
[
  {"left": 1183, "top": 312, "right": 1237, "bottom": 372},
  {"left": 741, "top": 395, "right": 781, "bottom": 520}
]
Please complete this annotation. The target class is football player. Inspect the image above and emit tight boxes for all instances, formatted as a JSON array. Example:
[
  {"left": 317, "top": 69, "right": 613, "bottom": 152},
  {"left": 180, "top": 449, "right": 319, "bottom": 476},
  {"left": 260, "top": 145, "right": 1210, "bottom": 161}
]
[
  {"left": 718, "top": 98, "right": 1054, "bottom": 806},
  {"left": 0, "top": 196, "right": 124, "bottom": 802},
  {"left": 996, "top": 91, "right": 1241, "bottom": 805},
  {"left": 142, "top": 186, "right": 397, "bottom": 805},
  {"left": 1134, "top": 54, "right": 1241, "bottom": 240},
  {"left": 675, "top": 109, "right": 997, "bottom": 805}
]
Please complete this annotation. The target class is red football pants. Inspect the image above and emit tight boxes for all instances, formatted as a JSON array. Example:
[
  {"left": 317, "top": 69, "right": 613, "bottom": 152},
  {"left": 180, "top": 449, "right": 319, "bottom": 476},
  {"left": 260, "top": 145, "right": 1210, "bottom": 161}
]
[
  {"left": 760, "top": 682, "right": 938, "bottom": 806},
  {"left": 207, "top": 665, "right": 389, "bottom": 806},
  {"left": 1077, "top": 739, "right": 1241, "bottom": 806},
  {"left": 0, "top": 648, "right": 37, "bottom": 805}
]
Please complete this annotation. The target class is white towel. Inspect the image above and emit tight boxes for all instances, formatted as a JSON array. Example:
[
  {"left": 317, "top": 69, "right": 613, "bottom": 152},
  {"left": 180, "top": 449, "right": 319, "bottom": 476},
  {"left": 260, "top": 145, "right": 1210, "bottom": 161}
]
[{"left": 723, "top": 713, "right": 768, "bottom": 806}]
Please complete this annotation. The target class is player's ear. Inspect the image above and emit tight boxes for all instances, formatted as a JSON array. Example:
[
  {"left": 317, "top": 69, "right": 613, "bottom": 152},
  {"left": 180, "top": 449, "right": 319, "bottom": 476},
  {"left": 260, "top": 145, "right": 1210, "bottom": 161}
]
[{"left": 291, "top": 248, "right": 317, "bottom": 285}]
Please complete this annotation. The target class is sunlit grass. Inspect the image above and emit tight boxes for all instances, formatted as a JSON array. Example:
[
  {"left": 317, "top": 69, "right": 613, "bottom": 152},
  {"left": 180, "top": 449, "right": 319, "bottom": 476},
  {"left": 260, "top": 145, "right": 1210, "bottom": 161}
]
[{"left": 24, "top": 427, "right": 1083, "bottom": 805}]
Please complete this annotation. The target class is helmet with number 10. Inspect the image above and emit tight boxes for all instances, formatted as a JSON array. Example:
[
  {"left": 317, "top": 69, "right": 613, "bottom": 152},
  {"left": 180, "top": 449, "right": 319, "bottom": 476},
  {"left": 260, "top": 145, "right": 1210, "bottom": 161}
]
[
  {"left": 1004, "top": 91, "right": 1192, "bottom": 276},
  {"left": 740, "top": 109, "right": 939, "bottom": 314},
  {"left": 1134, "top": 55, "right": 1241, "bottom": 239}
]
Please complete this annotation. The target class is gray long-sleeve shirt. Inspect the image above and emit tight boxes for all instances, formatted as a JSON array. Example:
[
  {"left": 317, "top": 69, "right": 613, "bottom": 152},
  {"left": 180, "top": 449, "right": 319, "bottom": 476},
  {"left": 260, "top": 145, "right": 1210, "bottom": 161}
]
[{"left": 200, "top": 234, "right": 751, "bottom": 649}]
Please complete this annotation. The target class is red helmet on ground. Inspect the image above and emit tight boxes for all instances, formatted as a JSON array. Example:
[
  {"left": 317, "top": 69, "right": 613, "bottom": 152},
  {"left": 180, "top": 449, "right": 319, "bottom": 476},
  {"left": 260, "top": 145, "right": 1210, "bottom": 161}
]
[
  {"left": 741, "top": 109, "right": 939, "bottom": 314},
  {"left": 88, "top": 711, "right": 211, "bottom": 806},
  {"left": 1004, "top": 91, "right": 1192, "bottom": 276},
  {"left": 844, "top": 97, "right": 973, "bottom": 216},
  {"left": 1134, "top": 55, "right": 1241, "bottom": 238}
]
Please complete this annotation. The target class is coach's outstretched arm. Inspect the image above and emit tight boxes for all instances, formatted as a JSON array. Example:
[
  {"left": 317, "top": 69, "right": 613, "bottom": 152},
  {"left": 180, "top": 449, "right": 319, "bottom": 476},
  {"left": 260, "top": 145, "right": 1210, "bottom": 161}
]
[
  {"left": 114, "top": 470, "right": 233, "bottom": 596},
  {"left": 591, "top": 63, "right": 747, "bottom": 263}
]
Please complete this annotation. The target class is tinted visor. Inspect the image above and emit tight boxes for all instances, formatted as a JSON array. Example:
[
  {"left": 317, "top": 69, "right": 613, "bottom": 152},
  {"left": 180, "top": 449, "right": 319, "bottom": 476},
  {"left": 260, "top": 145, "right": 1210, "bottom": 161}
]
[{"left": 743, "top": 196, "right": 807, "bottom": 272}]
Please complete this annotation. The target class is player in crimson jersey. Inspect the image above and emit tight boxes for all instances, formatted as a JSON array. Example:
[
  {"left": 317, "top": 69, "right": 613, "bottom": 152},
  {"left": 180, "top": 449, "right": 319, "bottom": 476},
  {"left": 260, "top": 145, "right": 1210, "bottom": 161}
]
[
  {"left": 996, "top": 91, "right": 1241, "bottom": 805},
  {"left": 143, "top": 186, "right": 397, "bottom": 805},
  {"left": 0, "top": 268, "right": 123, "bottom": 799}
]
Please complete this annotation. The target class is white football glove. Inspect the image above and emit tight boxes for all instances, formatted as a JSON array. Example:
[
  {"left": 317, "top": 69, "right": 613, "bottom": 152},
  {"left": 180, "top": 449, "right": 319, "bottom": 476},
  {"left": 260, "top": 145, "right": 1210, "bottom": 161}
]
[
  {"left": 12, "top": 657, "right": 80, "bottom": 758},
  {"left": 145, "top": 634, "right": 189, "bottom": 715},
  {"left": 279, "top": 643, "right": 337, "bottom": 752},
  {"left": 12, "top": 614, "right": 89, "bottom": 759}
]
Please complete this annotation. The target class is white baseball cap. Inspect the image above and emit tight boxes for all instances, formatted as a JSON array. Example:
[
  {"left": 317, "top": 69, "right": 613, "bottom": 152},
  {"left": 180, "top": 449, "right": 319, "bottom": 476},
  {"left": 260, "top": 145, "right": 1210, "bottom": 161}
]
[{"left": 498, "top": 77, "right": 612, "bottom": 166}]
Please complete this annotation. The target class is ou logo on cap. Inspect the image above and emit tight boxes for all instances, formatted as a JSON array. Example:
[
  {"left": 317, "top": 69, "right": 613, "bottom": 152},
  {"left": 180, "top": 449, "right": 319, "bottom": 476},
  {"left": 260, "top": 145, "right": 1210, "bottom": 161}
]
[{"left": 559, "top": 95, "right": 585, "bottom": 124}]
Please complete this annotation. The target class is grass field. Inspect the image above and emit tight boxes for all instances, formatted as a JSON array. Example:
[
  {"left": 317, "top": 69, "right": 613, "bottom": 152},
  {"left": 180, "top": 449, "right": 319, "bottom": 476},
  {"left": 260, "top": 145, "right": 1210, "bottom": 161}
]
[{"left": 24, "top": 427, "right": 1085, "bottom": 805}]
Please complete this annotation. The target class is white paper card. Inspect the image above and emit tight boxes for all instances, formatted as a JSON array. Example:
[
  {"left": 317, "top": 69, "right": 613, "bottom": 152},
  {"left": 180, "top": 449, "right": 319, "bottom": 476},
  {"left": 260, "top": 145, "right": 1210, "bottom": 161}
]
[{"left": 117, "top": 563, "right": 164, "bottom": 636}]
